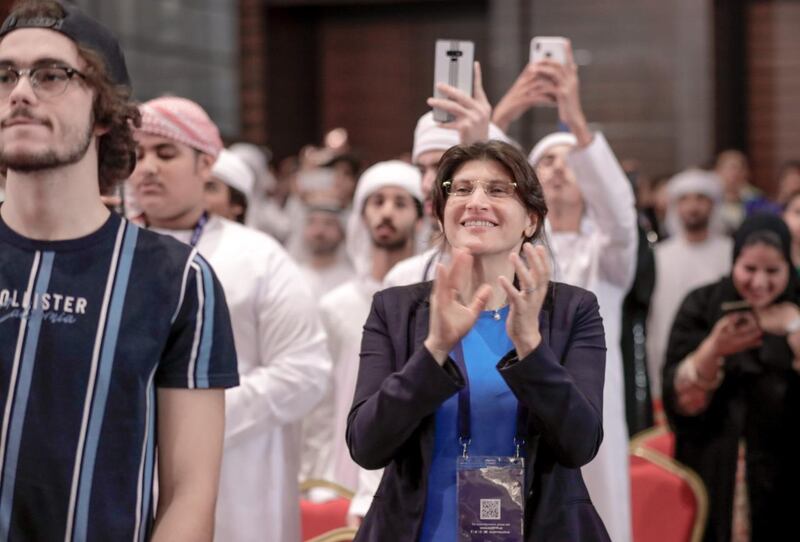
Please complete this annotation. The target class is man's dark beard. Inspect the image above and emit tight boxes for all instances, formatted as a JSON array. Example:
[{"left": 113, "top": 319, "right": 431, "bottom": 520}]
[
  {"left": 372, "top": 236, "right": 411, "bottom": 251},
  {"left": 0, "top": 110, "right": 93, "bottom": 172},
  {"left": 682, "top": 215, "right": 709, "bottom": 233},
  {"left": 370, "top": 220, "right": 413, "bottom": 252}
]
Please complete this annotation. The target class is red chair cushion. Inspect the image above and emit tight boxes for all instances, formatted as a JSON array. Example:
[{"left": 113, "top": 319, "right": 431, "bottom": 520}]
[
  {"left": 630, "top": 455, "right": 697, "bottom": 542},
  {"left": 300, "top": 497, "right": 351, "bottom": 541}
]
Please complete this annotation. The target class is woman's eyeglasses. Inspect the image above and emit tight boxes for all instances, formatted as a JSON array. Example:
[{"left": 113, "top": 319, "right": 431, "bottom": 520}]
[{"left": 442, "top": 179, "right": 518, "bottom": 199}]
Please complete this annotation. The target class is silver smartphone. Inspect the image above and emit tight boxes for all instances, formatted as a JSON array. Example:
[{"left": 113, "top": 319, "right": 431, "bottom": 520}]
[
  {"left": 433, "top": 39, "right": 475, "bottom": 123},
  {"left": 530, "top": 36, "right": 568, "bottom": 65}
]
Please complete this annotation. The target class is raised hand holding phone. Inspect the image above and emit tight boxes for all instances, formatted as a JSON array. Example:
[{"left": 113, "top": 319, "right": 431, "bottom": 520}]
[
  {"left": 493, "top": 37, "right": 592, "bottom": 146},
  {"left": 429, "top": 40, "right": 491, "bottom": 145},
  {"left": 708, "top": 311, "right": 763, "bottom": 358}
]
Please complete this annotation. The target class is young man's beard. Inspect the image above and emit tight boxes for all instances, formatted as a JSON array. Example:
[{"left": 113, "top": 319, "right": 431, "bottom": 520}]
[
  {"left": 0, "top": 120, "right": 94, "bottom": 173},
  {"left": 371, "top": 227, "right": 415, "bottom": 252}
]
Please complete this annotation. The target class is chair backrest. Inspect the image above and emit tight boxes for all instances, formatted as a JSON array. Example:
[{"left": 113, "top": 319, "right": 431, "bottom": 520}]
[
  {"left": 630, "top": 447, "right": 708, "bottom": 542},
  {"left": 306, "top": 526, "right": 359, "bottom": 542},
  {"left": 630, "top": 424, "right": 675, "bottom": 457},
  {"left": 300, "top": 479, "right": 355, "bottom": 541}
]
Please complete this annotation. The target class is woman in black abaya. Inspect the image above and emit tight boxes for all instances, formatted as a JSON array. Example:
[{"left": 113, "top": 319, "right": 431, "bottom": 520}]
[{"left": 663, "top": 213, "right": 800, "bottom": 542}]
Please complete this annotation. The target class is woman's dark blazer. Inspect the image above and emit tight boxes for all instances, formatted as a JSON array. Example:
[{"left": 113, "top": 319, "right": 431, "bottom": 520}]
[{"left": 346, "top": 280, "right": 611, "bottom": 541}]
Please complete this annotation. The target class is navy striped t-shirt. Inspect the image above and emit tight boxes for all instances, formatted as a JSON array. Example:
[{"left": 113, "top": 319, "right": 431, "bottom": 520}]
[{"left": 0, "top": 212, "right": 238, "bottom": 541}]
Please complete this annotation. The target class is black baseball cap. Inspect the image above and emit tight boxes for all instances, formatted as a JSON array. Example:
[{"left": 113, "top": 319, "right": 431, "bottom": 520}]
[{"left": 0, "top": 1, "right": 130, "bottom": 88}]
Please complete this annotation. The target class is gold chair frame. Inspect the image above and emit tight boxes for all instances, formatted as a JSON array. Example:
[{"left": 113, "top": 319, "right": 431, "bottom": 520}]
[
  {"left": 305, "top": 526, "right": 359, "bottom": 542},
  {"left": 629, "top": 424, "right": 672, "bottom": 454},
  {"left": 631, "top": 446, "right": 709, "bottom": 542}
]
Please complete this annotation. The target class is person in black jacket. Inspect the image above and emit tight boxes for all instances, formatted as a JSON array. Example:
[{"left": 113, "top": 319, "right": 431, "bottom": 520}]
[
  {"left": 663, "top": 213, "right": 800, "bottom": 542},
  {"left": 346, "top": 140, "right": 610, "bottom": 541}
]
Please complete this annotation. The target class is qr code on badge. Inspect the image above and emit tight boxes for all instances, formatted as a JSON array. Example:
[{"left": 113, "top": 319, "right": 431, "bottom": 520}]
[{"left": 480, "top": 498, "right": 501, "bottom": 520}]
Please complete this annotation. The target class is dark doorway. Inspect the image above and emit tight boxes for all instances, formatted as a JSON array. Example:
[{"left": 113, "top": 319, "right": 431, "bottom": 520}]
[{"left": 265, "top": 1, "right": 488, "bottom": 165}]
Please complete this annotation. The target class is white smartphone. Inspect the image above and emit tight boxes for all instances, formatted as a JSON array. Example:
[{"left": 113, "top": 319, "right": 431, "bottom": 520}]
[
  {"left": 530, "top": 36, "right": 568, "bottom": 65},
  {"left": 433, "top": 39, "right": 475, "bottom": 123}
]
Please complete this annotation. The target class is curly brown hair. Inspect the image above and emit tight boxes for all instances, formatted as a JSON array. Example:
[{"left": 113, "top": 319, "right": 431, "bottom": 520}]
[
  {"left": 76, "top": 45, "right": 141, "bottom": 194},
  {"left": 430, "top": 140, "right": 549, "bottom": 245},
  {"left": 4, "top": 0, "right": 140, "bottom": 193}
]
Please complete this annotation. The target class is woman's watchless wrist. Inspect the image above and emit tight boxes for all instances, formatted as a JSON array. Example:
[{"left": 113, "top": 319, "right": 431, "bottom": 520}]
[
  {"left": 424, "top": 337, "right": 451, "bottom": 366},
  {"left": 513, "top": 333, "right": 542, "bottom": 360}
]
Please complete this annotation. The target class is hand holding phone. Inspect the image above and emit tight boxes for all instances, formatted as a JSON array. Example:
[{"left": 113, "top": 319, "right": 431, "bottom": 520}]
[
  {"left": 527, "top": 37, "right": 591, "bottom": 144},
  {"left": 428, "top": 52, "right": 491, "bottom": 145},
  {"left": 710, "top": 306, "right": 762, "bottom": 357}
]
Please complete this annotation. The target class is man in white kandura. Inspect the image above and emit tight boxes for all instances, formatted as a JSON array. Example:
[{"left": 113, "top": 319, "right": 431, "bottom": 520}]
[
  {"left": 499, "top": 40, "right": 637, "bottom": 542},
  {"left": 303, "top": 162, "right": 423, "bottom": 510},
  {"left": 130, "top": 96, "right": 331, "bottom": 542},
  {"left": 647, "top": 169, "right": 732, "bottom": 401}
]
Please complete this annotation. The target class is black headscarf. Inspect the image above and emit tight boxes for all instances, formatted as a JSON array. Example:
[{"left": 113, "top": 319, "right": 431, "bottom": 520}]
[{"left": 733, "top": 212, "right": 793, "bottom": 266}]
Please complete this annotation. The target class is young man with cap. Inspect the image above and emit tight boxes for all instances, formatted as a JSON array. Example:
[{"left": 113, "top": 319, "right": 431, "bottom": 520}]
[
  {"left": 303, "top": 161, "right": 423, "bottom": 508},
  {"left": 646, "top": 169, "right": 732, "bottom": 402},
  {"left": 130, "top": 96, "right": 331, "bottom": 542},
  {"left": 0, "top": 2, "right": 238, "bottom": 540},
  {"left": 204, "top": 148, "right": 254, "bottom": 224},
  {"left": 499, "top": 41, "right": 636, "bottom": 542}
]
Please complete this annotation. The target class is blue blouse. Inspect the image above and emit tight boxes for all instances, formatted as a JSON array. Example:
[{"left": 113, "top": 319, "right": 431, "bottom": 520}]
[{"left": 419, "top": 305, "right": 519, "bottom": 541}]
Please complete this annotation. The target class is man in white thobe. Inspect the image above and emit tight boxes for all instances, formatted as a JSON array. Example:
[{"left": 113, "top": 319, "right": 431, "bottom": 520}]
[
  {"left": 517, "top": 42, "right": 636, "bottom": 542},
  {"left": 130, "top": 96, "right": 331, "bottom": 542},
  {"left": 647, "top": 169, "right": 732, "bottom": 400},
  {"left": 306, "top": 162, "right": 423, "bottom": 496},
  {"left": 296, "top": 204, "right": 353, "bottom": 300}
]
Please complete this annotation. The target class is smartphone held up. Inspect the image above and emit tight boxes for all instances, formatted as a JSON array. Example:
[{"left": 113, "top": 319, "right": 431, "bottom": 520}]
[
  {"left": 432, "top": 39, "right": 474, "bottom": 123},
  {"left": 530, "top": 36, "right": 568, "bottom": 65}
]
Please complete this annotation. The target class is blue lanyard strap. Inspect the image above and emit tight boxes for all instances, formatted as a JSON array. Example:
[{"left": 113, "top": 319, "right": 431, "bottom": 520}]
[
  {"left": 189, "top": 211, "right": 209, "bottom": 247},
  {"left": 452, "top": 342, "right": 529, "bottom": 457}
]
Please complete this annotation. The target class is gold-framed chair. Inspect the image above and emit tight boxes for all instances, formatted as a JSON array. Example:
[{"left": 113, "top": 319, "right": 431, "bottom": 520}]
[
  {"left": 306, "top": 526, "right": 359, "bottom": 542},
  {"left": 630, "top": 446, "right": 708, "bottom": 542},
  {"left": 630, "top": 424, "right": 675, "bottom": 458},
  {"left": 300, "top": 479, "right": 355, "bottom": 541}
]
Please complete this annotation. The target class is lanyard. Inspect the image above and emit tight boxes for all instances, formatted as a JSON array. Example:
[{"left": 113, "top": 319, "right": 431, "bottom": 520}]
[
  {"left": 452, "top": 342, "right": 529, "bottom": 458},
  {"left": 189, "top": 211, "right": 209, "bottom": 247}
]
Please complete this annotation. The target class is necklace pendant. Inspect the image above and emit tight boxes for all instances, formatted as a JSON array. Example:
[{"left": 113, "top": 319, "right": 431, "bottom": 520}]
[{"left": 492, "top": 310, "right": 501, "bottom": 321}]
